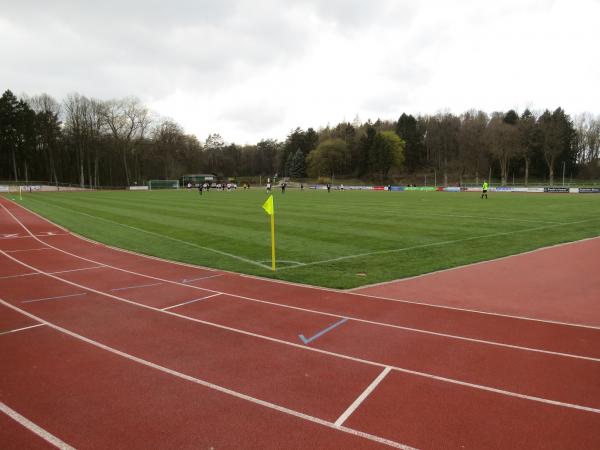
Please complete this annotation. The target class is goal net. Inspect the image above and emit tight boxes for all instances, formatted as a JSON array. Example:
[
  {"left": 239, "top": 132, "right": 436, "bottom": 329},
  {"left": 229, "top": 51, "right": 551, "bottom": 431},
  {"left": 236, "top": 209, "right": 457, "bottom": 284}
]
[{"left": 148, "top": 180, "right": 180, "bottom": 190}]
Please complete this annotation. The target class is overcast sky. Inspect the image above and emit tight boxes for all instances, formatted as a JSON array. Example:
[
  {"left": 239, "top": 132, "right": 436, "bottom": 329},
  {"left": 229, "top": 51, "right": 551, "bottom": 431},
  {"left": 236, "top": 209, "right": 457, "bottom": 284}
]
[{"left": 2, "top": 0, "right": 599, "bottom": 144}]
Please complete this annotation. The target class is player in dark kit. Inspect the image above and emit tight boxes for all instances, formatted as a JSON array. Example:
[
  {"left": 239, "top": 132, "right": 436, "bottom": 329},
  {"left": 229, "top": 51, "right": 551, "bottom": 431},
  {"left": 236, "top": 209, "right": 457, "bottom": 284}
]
[{"left": 198, "top": 183, "right": 203, "bottom": 196}]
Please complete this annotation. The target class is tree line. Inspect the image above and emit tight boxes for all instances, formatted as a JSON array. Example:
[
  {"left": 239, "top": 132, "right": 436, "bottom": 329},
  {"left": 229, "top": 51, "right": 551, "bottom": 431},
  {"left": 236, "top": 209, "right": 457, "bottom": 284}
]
[{"left": 1, "top": 89, "right": 599, "bottom": 187}]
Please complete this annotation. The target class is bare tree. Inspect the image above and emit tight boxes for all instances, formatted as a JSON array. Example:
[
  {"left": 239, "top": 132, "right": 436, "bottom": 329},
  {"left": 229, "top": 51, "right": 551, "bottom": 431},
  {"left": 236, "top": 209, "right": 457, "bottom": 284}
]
[
  {"left": 63, "top": 93, "right": 90, "bottom": 187},
  {"left": 28, "top": 94, "right": 62, "bottom": 185},
  {"left": 485, "top": 113, "right": 519, "bottom": 185},
  {"left": 101, "top": 97, "right": 151, "bottom": 186},
  {"left": 457, "top": 110, "right": 488, "bottom": 184}
]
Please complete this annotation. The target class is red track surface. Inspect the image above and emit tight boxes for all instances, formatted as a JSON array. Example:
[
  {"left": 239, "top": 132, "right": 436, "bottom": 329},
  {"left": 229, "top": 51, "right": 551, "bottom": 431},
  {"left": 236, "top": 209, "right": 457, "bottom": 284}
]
[{"left": 1, "top": 197, "right": 599, "bottom": 449}]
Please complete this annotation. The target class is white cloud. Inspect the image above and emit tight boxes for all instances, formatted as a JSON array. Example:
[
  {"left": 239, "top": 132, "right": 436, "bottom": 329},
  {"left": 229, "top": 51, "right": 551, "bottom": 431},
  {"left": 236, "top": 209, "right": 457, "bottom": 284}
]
[{"left": 2, "top": 0, "right": 599, "bottom": 143}]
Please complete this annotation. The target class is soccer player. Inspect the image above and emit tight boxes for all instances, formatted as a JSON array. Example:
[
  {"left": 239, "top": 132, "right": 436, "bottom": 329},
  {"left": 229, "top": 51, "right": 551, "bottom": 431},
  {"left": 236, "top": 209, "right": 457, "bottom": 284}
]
[
  {"left": 198, "top": 183, "right": 203, "bottom": 196},
  {"left": 281, "top": 182, "right": 286, "bottom": 194},
  {"left": 481, "top": 180, "right": 488, "bottom": 199}
]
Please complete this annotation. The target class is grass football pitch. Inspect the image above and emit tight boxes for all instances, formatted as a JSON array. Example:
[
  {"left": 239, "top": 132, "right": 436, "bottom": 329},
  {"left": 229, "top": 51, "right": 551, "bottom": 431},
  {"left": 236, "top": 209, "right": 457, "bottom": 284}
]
[{"left": 11, "top": 189, "right": 600, "bottom": 289}]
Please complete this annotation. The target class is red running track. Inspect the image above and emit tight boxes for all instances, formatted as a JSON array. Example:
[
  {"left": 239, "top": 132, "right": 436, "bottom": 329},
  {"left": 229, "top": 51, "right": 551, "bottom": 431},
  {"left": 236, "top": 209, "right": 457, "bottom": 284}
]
[{"left": 1, "top": 196, "right": 600, "bottom": 449}]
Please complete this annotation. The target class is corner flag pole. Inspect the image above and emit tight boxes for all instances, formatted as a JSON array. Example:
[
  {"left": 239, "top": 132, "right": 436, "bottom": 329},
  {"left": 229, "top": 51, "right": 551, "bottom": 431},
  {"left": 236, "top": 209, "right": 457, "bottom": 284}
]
[
  {"left": 270, "top": 212, "right": 276, "bottom": 271},
  {"left": 262, "top": 195, "right": 276, "bottom": 271}
]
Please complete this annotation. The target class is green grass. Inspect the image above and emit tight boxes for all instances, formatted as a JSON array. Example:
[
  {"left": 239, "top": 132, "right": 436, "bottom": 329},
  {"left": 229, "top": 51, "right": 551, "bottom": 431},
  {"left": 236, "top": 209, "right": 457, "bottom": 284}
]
[{"left": 8, "top": 189, "right": 600, "bottom": 289}]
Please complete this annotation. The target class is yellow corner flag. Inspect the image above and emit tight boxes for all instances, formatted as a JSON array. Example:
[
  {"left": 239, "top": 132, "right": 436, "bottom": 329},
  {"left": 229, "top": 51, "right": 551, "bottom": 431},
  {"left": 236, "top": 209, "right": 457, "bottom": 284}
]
[
  {"left": 262, "top": 195, "right": 276, "bottom": 271},
  {"left": 262, "top": 195, "right": 274, "bottom": 216}
]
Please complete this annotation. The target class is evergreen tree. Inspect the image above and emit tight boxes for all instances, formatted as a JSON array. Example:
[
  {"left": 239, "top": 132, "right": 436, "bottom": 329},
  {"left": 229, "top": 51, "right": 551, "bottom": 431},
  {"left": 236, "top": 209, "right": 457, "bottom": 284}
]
[
  {"left": 395, "top": 113, "right": 424, "bottom": 172},
  {"left": 289, "top": 148, "right": 306, "bottom": 178}
]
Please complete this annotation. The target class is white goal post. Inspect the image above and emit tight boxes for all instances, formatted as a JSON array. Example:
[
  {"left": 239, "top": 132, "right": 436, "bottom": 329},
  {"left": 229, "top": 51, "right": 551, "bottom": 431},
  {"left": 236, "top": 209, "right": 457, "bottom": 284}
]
[{"left": 148, "top": 180, "right": 180, "bottom": 190}]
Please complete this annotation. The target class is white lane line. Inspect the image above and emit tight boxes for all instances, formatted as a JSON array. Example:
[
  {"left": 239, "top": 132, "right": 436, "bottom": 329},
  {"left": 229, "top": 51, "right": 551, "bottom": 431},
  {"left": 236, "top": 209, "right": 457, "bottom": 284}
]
[
  {"left": 350, "top": 292, "right": 600, "bottom": 332},
  {"left": 1, "top": 401, "right": 75, "bottom": 450},
  {"left": 0, "top": 299, "right": 412, "bottom": 450},
  {"left": 161, "top": 293, "right": 222, "bottom": 311},
  {"left": 10, "top": 200, "right": 599, "bottom": 331},
  {"left": 181, "top": 274, "right": 224, "bottom": 283},
  {"left": 5, "top": 247, "right": 51, "bottom": 253},
  {"left": 335, "top": 366, "right": 392, "bottom": 427},
  {"left": 276, "top": 218, "right": 599, "bottom": 271},
  {"left": 2, "top": 252, "right": 600, "bottom": 414},
  {"left": 110, "top": 282, "right": 163, "bottom": 292},
  {"left": 2, "top": 203, "right": 598, "bottom": 359},
  {"left": 0, "top": 323, "right": 45, "bottom": 336},
  {"left": 21, "top": 293, "right": 87, "bottom": 304}
]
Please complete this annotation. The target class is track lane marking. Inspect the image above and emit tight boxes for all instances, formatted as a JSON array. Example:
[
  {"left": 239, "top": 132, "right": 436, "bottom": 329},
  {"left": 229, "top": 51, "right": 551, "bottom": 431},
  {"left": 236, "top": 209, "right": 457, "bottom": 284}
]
[
  {"left": 0, "top": 323, "right": 45, "bottom": 336},
  {"left": 299, "top": 318, "right": 349, "bottom": 345},
  {"left": 161, "top": 293, "right": 222, "bottom": 311},
  {"left": 2, "top": 252, "right": 600, "bottom": 414},
  {"left": 4, "top": 247, "right": 51, "bottom": 253},
  {"left": 2, "top": 203, "right": 599, "bottom": 361},
  {"left": 1, "top": 401, "right": 75, "bottom": 450},
  {"left": 48, "top": 266, "right": 104, "bottom": 275},
  {"left": 110, "top": 282, "right": 163, "bottom": 292},
  {"left": 21, "top": 293, "right": 87, "bottom": 303},
  {"left": 181, "top": 274, "right": 224, "bottom": 283},
  {"left": 7, "top": 199, "right": 598, "bottom": 331},
  {"left": 0, "top": 272, "right": 38, "bottom": 280},
  {"left": 335, "top": 366, "right": 392, "bottom": 427},
  {"left": 0, "top": 299, "right": 413, "bottom": 450}
]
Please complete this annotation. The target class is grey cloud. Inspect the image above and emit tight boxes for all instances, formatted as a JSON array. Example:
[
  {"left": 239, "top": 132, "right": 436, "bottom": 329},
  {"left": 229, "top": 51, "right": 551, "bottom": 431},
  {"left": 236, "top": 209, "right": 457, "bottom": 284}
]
[{"left": 220, "top": 102, "right": 287, "bottom": 134}]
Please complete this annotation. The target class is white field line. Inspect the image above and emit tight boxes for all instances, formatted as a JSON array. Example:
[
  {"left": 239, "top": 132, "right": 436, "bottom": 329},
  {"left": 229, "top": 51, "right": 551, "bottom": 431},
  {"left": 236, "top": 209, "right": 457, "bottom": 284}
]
[
  {"left": 1, "top": 401, "right": 75, "bottom": 450},
  {"left": 2, "top": 204, "right": 599, "bottom": 358},
  {"left": 335, "top": 367, "right": 392, "bottom": 427},
  {"left": 2, "top": 251, "right": 600, "bottom": 415},
  {"left": 0, "top": 299, "right": 412, "bottom": 450},
  {"left": 161, "top": 293, "right": 222, "bottom": 311},
  {"left": 276, "top": 218, "right": 599, "bottom": 271},
  {"left": 382, "top": 210, "right": 565, "bottom": 225},
  {"left": 16, "top": 198, "right": 270, "bottom": 270},
  {"left": 349, "top": 235, "right": 600, "bottom": 292},
  {"left": 0, "top": 323, "right": 45, "bottom": 336}
]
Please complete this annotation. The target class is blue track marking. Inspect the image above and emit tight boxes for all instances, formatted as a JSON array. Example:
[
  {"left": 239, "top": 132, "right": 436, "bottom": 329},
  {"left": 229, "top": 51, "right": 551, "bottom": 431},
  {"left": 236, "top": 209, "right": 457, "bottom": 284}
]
[{"left": 299, "top": 318, "right": 349, "bottom": 345}]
